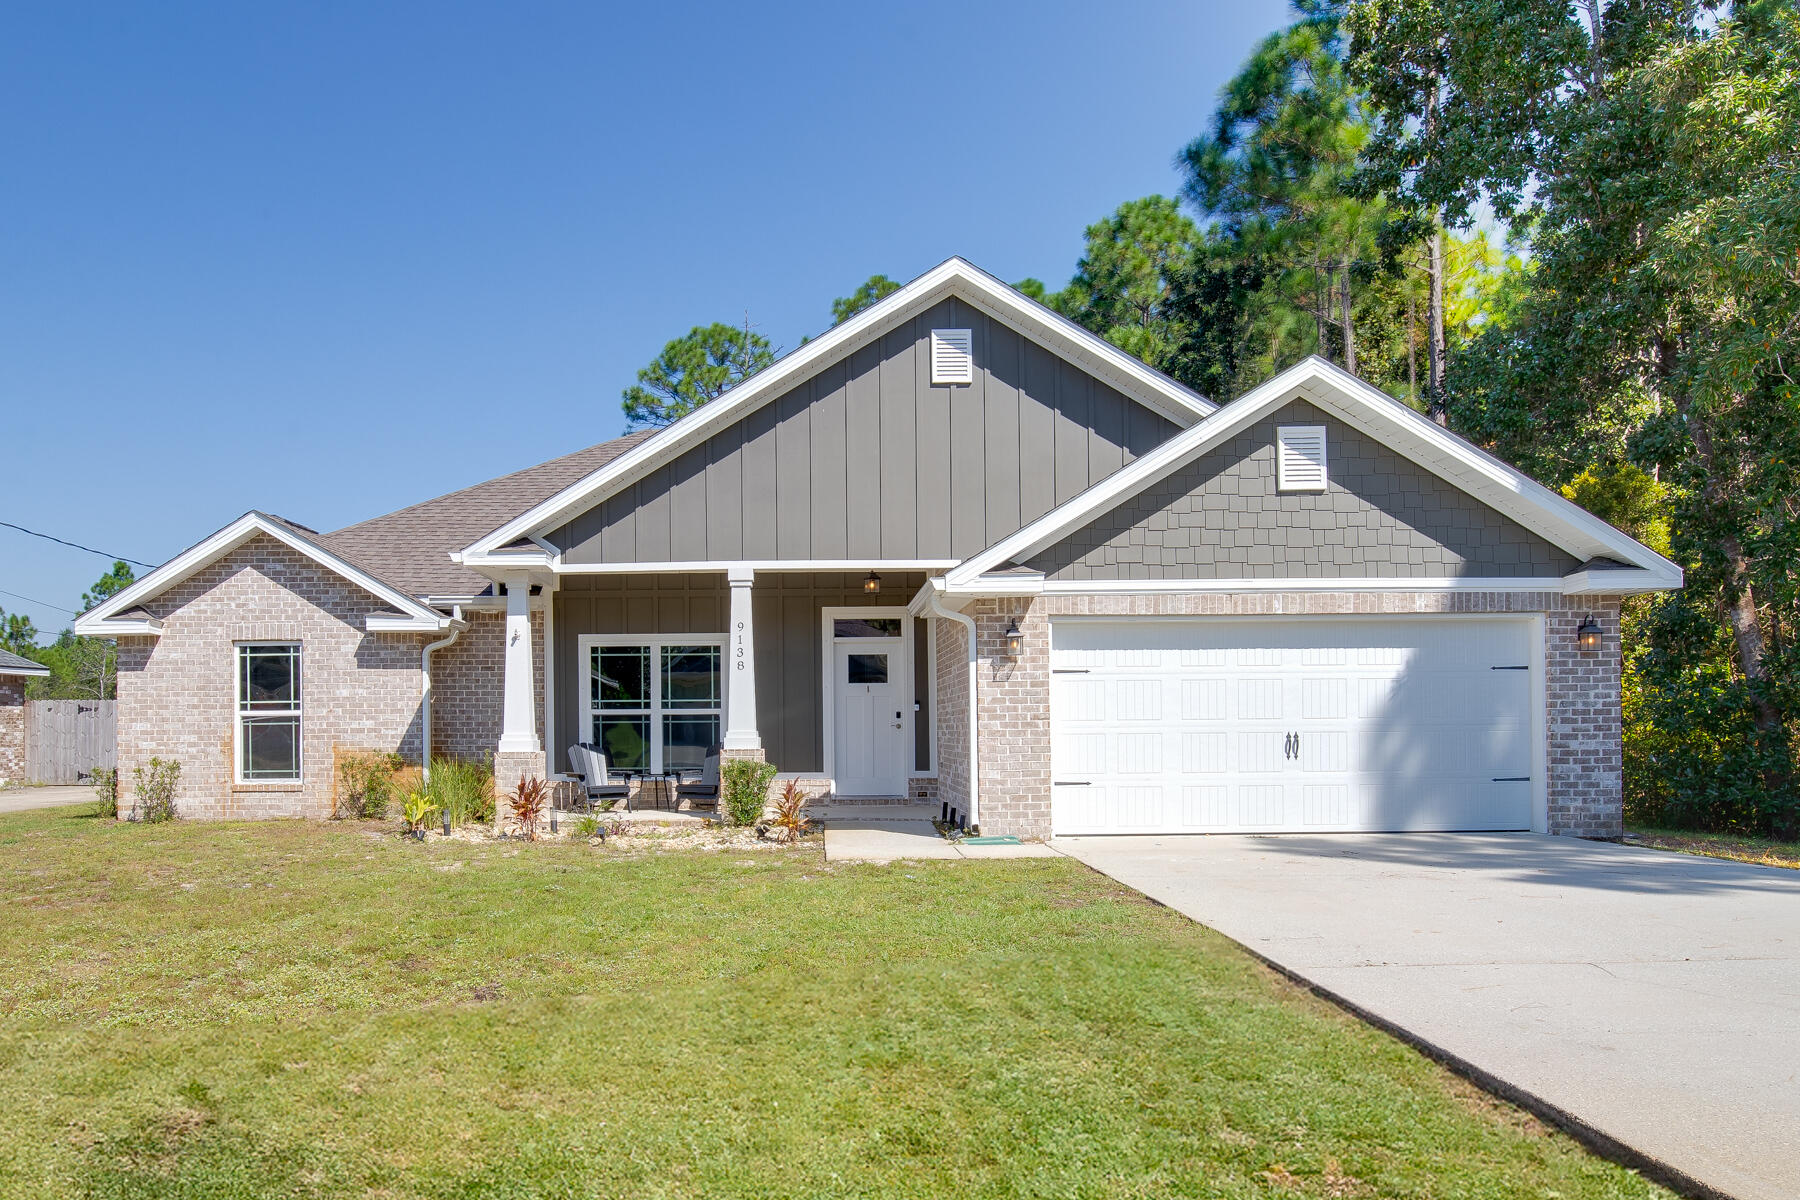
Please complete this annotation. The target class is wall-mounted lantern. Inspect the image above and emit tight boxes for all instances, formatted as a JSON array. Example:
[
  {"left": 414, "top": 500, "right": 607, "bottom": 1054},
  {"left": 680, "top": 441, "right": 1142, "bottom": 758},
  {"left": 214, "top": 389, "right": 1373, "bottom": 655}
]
[
  {"left": 1577, "top": 617, "right": 1603, "bottom": 650},
  {"left": 1004, "top": 618, "right": 1024, "bottom": 658},
  {"left": 863, "top": 571, "right": 882, "bottom": 595}
]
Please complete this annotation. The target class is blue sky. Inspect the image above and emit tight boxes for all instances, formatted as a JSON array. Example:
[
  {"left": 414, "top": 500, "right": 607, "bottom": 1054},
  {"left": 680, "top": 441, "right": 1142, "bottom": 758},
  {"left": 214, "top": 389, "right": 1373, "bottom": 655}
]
[{"left": 1, "top": 0, "right": 1290, "bottom": 636}]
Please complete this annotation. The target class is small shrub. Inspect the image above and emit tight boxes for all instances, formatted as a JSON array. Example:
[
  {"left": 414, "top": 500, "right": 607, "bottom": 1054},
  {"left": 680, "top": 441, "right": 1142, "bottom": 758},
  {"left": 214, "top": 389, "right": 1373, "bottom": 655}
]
[
  {"left": 132, "top": 757, "right": 181, "bottom": 823},
  {"left": 508, "top": 775, "right": 548, "bottom": 841},
  {"left": 336, "top": 750, "right": 404, "bottom": 820},
  {"left": 572, "top": 814, "right": 601, "bottom": 839},
  {"left": 401, "top": 790, "right": 440, "bottom": 840},
  {"left": 427, "top": 756, "right": 494, "bottom": 826},
  {"left": 92, "top": 767, "right": 118, "bottom": 819},
  {"left": 720, "top": 758, "right": 777, "bottom": 827},
  {"left": 767, "top": 778, "right": 811, "bottom": 844}
]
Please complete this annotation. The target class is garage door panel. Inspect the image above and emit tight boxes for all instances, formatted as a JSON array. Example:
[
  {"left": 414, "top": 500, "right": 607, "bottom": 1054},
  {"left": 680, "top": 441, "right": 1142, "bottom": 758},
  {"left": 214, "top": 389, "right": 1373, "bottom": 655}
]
[{"left": 1051, "top": 618, "right": 1538, "bottom": 835}]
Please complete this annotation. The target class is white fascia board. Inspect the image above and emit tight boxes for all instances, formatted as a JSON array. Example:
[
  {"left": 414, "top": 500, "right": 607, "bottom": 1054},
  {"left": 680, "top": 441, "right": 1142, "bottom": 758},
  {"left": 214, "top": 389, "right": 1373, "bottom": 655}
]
[
  {"left": 0, "top": 662, "right": 52, "bottom": 677},
  {"left": 1030, "top": 577, "right": 1571, "bottom": 595},
  {"left": 70, "top": 616, "right": 165, "bottom": 638},
  {"left": 1563, "top": 565, "right": 1683, "bottom": 595},
  {"left": 459, "top": 258, "right": 1217, "bottom": 561},
  {"left": 949, "top": 356, "right": 1680, "bottom": 590},
  {"left": 551, "top": 558, "right": 962, "bottom": 574},
  {"left": 74, "top": 512, "right": 449, "bottom": 635},
  {"left": 366, "top": 614, "right": 450, "bottom": 632}
]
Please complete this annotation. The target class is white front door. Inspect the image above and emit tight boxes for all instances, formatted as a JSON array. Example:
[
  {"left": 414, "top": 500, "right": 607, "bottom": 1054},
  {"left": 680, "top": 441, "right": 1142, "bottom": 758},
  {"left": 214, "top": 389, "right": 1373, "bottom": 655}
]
[{"left": 832, "top": 640, "right": 907, "bottom": 796}]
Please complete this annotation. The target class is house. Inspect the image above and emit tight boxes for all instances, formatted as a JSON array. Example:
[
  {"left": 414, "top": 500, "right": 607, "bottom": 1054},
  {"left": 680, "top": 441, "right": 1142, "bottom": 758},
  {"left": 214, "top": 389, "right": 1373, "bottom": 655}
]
[
  {"left": 73, "top": 259, "right": 1680, "bottom": 838},
  {"left": 0, "top": 649, "right": 51, "bottom": 784}
]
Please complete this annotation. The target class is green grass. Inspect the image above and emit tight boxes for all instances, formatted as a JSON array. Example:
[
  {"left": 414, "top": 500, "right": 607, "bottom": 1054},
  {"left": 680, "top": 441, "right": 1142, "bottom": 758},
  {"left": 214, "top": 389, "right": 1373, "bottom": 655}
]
[
  {"left": 0, "top": 808, "right": 1667, "bottom": 1200},
  {"left": 1624, "top": 824, "right": 1800, "bottom": 870}
]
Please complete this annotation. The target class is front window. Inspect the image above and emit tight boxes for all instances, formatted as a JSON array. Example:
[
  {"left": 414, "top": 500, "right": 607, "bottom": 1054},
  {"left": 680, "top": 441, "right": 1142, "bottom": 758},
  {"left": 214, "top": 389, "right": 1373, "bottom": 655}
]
[
  {"left": 237, "top": 643, "right": 301, "bottom": 782},
  {"left": 585, "top": 638, "right": 723, "bottom": 773}
]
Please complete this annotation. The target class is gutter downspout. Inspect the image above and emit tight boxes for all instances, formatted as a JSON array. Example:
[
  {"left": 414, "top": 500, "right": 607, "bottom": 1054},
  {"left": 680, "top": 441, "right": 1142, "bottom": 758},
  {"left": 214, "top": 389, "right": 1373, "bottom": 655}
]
[
  {"left": 420, "top": 606, "right": 466, "bottom": 784},
  {"left": 924, "top": 589, "right": 978, "bottom": 831}
]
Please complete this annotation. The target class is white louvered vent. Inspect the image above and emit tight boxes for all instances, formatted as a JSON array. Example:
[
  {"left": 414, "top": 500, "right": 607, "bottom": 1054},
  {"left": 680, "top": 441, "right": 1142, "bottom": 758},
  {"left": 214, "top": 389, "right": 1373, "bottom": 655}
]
[
  {"left": 1276, "top": 425, "right": 1329, "bottom": 491},
  {"left": 930, "top": 328, "right": 974, "bottom": 385}
]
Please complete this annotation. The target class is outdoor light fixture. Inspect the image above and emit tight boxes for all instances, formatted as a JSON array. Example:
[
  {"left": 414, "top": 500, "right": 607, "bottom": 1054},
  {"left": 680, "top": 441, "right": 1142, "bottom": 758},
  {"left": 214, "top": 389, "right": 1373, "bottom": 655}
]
[
  {"left": 863, "top": 570, "right": 882, "bottom": 594},
  {"left": 1577, "top": 617, "right": 1603, "bottom": 650},
  {"left": 1004, "top": 618, "right": 1024, "bottom": 657},
  {"left": 441, "top": 810, "right": 451, "bottom": 837}
]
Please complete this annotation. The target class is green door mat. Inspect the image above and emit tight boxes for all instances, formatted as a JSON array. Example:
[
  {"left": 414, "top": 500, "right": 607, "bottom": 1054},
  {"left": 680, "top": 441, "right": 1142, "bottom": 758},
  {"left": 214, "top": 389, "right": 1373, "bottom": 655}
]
[{"left": 961, "top": 835, "right": 1023, "bottom": 845}]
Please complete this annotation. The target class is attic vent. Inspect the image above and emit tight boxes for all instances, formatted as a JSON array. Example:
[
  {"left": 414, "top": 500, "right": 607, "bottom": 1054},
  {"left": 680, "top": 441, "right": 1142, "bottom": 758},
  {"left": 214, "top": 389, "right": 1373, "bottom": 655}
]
[
  {"left": 930, "top": 328, "right": 974, "bottom": 385},
  {"left": 1276, "top": 425, "right": 1328, "bottom": 491}
]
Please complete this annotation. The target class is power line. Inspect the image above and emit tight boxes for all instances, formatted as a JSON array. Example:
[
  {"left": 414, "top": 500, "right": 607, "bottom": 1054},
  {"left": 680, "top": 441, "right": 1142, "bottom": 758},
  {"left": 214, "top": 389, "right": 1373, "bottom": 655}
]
[
  {"left": 0, "top": 586, "right": 77, "bottom": 617},
  {"left": 0, "top": 521, "right": 157, "bottom": 569}
]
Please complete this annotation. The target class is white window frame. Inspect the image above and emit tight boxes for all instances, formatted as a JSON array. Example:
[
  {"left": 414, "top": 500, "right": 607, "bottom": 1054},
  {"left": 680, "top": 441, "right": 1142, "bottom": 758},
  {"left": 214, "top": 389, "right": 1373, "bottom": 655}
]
[
  {"left": 577, "top": 634, "right": 727, "bottom": 774},
  {"left": 234, "top": 641, "right": 302, "bottom": 785},
  {"left": 819, "top": 607, "right": 916, "bottom": 787},
  {"left": 1276, "top": 424, "right": 1329, "bottom": 492}
]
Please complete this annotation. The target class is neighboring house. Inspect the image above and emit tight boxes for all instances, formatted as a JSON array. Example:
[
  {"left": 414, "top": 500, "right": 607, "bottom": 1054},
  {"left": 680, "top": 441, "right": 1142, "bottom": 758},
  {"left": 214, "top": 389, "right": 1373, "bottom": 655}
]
[
  {"left": 74, "top": 259, "right": 1681, "bottom": 837},
  {"left": 0, "top": 650, "right": 51, "bottom": 784}
]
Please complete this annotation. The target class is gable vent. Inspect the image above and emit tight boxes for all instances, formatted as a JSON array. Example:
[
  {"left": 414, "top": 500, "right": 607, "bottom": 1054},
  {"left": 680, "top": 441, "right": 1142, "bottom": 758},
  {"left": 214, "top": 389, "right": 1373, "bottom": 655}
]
[
  {"left": 930, "top": 328, "right": 974, "bottom": 385},
  {"left": 1276, "top": 425, "right": 1329, "bottom": 491}
]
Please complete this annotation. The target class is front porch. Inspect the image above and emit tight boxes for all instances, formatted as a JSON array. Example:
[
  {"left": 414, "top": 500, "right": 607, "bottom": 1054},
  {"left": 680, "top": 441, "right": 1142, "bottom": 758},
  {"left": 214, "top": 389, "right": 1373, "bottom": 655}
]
[{"left": 490, "top": 569, "right": 943, "bottom": 813}]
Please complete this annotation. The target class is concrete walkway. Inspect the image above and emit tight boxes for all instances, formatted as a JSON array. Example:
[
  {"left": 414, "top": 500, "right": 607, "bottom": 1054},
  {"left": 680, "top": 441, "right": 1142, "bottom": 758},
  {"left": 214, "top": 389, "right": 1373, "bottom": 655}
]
[
  {"left": 1055, "top": 832, "right": 1800, "bottom": 1200},
  {"left": 0, "top": 784, "right": 98, "bottom": 814},
  {"left": 824, "top": 812, "right": 1058, "bottom": 863}
]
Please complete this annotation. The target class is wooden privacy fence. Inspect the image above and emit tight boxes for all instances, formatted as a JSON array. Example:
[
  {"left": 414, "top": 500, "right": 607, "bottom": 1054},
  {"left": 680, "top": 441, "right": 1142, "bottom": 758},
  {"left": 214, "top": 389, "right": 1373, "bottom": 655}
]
[{"left": 25, "top": 699, "right": 116, "bottom": 784}]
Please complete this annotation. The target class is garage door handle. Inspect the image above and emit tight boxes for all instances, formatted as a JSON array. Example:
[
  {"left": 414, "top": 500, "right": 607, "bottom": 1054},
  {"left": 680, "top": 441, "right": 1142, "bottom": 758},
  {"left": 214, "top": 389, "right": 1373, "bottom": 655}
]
[
  {"left": 1052, "top": 668, "right": 1090, "bottom": 674},
  {"left": 1053, "top": 780, "right": 1091, "bottom": 786},
  {"left": 1492, "top": 776, "right": 1530, "bottom": 782}
]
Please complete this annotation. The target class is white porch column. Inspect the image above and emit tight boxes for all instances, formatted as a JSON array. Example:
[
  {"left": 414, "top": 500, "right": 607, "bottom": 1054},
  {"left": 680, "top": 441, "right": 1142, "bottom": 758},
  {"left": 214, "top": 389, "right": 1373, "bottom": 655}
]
[
  {"left": 721, "top": 567, "right": 761, "bottom": 753},
  {"left": 498, "top": 572, "right": 540, "bottom": 755}
]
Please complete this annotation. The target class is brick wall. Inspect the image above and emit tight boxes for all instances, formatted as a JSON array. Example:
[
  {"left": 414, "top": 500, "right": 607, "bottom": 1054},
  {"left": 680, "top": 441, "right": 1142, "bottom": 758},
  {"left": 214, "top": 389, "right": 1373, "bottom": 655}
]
[
  {"left": 430, "top": 608, "right": 543, "bottom": 763},
  {"left": 0, "top": 677, "right": 24, "bottom": 783},
  {"left": 116, "top": 534, "right": 429, "bottom": 819},
  {"left": 944, "top": 590, "right": 1623, "bottom": 841}
]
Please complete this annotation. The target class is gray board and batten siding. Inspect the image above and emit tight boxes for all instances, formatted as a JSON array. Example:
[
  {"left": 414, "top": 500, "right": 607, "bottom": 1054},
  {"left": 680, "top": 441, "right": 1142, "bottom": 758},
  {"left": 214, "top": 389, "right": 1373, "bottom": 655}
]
[
  {"left": 1028, "top": 400, "right": 1582, "bottom": 581},
  {"left": 552, "top": 573, "right": 929, "bottom": 777},
  {"left": 546, "top": 299, "right": 1180, "bottom": 564}
]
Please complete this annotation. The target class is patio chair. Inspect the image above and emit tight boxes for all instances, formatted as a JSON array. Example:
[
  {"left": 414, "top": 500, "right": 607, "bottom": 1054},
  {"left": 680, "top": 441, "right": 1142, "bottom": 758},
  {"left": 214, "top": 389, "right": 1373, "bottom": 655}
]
[
  {"left": 567, "top": 743, "right": 630, "bottom": 812},
  {"left": 676, "top": 749, "right": 720, "bottom": 809}
]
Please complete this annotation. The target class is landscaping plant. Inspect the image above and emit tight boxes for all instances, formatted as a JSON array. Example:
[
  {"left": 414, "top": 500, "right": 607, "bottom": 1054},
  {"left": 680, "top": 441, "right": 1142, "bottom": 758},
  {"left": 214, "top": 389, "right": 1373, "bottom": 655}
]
[
  {"left": 508, "top": 775, "right": 548, "bottom": 841},
  {"left": 335, "top": 750, "right": 404, "bottom": 820},
  {"left": 720, "top": 757, "right": 776, "bottom": 827},
  {"left": 767, "top": 778, "right": 810, "bottom": 844},
  {"left": 401, "top": 790, "right": 440, "bottom": 840},
  {"left": 130, "top": 756, "right": 180, "bottom": 823},
  {"left": 426, "top": 756, "right": 494, "bottom": 826},
  {"left": 91, "top": 767, "right": 118, "bottom": 819}
]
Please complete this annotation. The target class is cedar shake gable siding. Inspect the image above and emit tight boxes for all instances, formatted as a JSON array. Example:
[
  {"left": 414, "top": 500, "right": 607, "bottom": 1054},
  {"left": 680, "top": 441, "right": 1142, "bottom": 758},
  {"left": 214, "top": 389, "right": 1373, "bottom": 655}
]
[
  {"left": 1028, "top": 400, "right": 1580, "bottom": 581},
  {"left": 545, "top": 299, "right": 1181, "bottom": 565}
]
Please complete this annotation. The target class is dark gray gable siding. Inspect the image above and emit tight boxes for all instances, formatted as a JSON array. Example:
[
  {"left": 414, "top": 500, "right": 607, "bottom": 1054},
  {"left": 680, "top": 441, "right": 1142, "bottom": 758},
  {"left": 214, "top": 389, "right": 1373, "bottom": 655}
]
[
  {"left": 1028, "top": 399, "right": 1580, "bottom": 580},
  {"left": 547, "top": 299, "right": 1178, "bottom": 563}
]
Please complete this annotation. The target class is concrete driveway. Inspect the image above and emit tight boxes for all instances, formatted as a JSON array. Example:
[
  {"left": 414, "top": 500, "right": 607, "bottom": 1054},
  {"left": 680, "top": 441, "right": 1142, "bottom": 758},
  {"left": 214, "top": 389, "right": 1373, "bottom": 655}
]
[
  {"left": 0, "top": 784, "right": 97, "bottom": 814},
  {"left": 1055, "top": 832, "right": 1800, "bottom": 1200}
]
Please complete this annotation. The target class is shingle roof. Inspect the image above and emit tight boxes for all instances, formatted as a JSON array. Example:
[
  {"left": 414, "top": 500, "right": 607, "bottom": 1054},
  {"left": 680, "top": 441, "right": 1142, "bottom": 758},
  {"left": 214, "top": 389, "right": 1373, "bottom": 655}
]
[
  {"left": 317, "top": 431, "right": 656, "bottom": 598},
  {"left": 0, "top": 648, "right": 50, "bottom": 677}
]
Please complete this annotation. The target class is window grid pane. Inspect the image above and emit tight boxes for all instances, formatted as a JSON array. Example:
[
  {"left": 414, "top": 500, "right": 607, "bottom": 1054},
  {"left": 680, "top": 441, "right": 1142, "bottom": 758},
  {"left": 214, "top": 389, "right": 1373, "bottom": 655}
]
[{"left": 237, "top": 643, "right": 300, "bottom": 783}]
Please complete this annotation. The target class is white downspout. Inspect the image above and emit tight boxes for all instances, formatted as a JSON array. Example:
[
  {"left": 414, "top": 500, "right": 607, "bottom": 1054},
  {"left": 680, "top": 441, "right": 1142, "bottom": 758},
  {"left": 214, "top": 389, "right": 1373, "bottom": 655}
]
[
  {"left": 420, "top": 606, "right": 465, "bottom": 784},
  {"left": 925, "top": 590, "right": 979, "bottom": 831}
]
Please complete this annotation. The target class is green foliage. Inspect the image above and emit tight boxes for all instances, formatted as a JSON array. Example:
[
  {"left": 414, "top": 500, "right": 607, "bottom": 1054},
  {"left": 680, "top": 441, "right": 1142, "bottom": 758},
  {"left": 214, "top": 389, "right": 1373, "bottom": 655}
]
[
  {"left": 401, "top": 790, "right": 440, "bottom": 838},
  {"left": 79, "top": 561, "right": 135, "bottom": 614},
  {"left": 720, "top": 757, "right": 776, "bottom": 826},
  {"left": 830, "top": 274, "right": 901, "bottom": 325},
  {"left": 425, "top": 756, "right": 493, "bottom": 826},
  {"left": 0, "top": 609, "right": 37, "bottom": 655},
  {"left": 131, "top": 756, "right": 180, "bottom": 823},
  {"left": 92, "top": 767, "right": 118, "bottom": 819},
  {"left": 336, "top": 751, "right": 404, "bottom": 820},
  {"left": 572, "top": 814, "right": 602, "bottom": 839},
  {"left": 621, "top": 322, "right": 775, "bottom": 428},
  {"left": 1050, "top": 197, "right": 1204, "bottom": 377}
]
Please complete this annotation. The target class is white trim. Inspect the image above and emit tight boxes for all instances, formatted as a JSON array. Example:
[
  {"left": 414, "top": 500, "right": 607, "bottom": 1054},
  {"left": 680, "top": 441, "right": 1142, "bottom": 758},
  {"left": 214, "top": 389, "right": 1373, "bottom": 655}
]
[
  {"left": 924, "top": 610, "right": 938, "bottom": 776},
  {"left": 233, "top": 640, "right": 303, "bottom": 786},
  {"left": 0, "top": 661, "right": 51, "bottom": 678},
  {"left": 1034, "top": 576, "right": 1569, "bottom": 594},
  {"left": 1561, "top": 566, "right": 1670, "bottom": 595},
  {"left": 365, "top": 614, "right": 448, "bottom": 632},
  {"left": 946, "top": 356, "right": 1683, "bottom": 593},
  {"left": 549, "top": 559, "right": 962, "bottom": 575},
  {"left": 1530, "top": 612, "right": 1549, "bottom": 834},
  {"left": 460, "top": 257, "right": 1216, "bottom": 560},
  {"left": 575, "top": 633, "right": 728, "bottom": 773},
  {"left": 820, "top": 606, "right": 914, "bottom": 796},
  {"left": 74, "top": 512, "right": 450, "bottom": 638}
]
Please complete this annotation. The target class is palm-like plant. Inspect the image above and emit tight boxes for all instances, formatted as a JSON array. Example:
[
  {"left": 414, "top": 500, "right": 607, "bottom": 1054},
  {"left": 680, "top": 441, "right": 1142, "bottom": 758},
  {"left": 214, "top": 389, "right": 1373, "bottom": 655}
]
[
  {"left": 767, "top": 779, "right": 810, "bottom": 844},
  {"left": 508, "top": 775, "right": 548, "bottom": 841}
]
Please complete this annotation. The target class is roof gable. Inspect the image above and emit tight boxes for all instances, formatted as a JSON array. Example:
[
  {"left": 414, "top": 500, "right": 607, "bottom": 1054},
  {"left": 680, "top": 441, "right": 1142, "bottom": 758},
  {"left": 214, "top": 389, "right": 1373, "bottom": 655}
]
[
  {"left": 73, "top": 512, "right": 452, "bottom": 637},
  {"left": 459, "top": 257, "right": 1216, "bottom": 567},
  {"left": 947, "top": 357, "right": 1683, "bottom": 594}
]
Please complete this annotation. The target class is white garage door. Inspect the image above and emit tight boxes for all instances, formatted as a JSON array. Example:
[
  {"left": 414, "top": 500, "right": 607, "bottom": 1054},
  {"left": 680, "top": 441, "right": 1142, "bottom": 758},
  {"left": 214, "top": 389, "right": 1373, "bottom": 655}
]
[{"left": 1050, "top": 618, "right": 1537, "bottom": 835}]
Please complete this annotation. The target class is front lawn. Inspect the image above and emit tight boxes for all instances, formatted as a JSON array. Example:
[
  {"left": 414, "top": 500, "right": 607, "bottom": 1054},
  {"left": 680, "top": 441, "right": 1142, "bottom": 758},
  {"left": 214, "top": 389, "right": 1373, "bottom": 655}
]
[{"left": 0, "top": 808, "right": 1665, "bottom": 1199}]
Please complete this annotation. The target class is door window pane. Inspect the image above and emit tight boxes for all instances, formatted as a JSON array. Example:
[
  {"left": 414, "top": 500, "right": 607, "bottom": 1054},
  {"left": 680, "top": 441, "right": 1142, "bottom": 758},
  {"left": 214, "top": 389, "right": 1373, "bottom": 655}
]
[
  {"left": 662, "top": 715, "right": 720, "bottom": 773},
  {"left": 847, "top": 654, "right": 889, "bottom": 684},
  {"left": 662, "top": 645, "right": 721, "bottom": 708},
  {"left": 834, "top": 618, "right": 902, "bottom": 638},
  {"left": 594, "top": 716, "right": 650, "bottom": 771},
  {"left": 594, "top": 647, "right": 650, "bottom": 708}
]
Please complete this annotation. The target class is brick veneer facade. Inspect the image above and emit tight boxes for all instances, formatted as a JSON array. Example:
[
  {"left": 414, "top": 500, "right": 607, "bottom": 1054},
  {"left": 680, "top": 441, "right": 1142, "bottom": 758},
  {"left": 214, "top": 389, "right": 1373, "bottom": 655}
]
[
  {"left": 431, "top": 608, "right": 544, "bottom": 764},
  {"left": 0, "top": 676, "right": 25, "bottom": 783},
  {"left": 933, "top": 590, "right": 1624, "bottom": 842}
]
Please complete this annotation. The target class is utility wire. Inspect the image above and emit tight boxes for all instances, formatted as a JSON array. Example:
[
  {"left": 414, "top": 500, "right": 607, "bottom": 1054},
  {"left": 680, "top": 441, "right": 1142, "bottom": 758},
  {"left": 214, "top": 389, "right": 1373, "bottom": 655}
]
[
  {"left": 0, "top": 521, "right": 157, "bottom": 569},
  {"left": 0, "top": 585, "right": 77, "bottom": 616}
]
